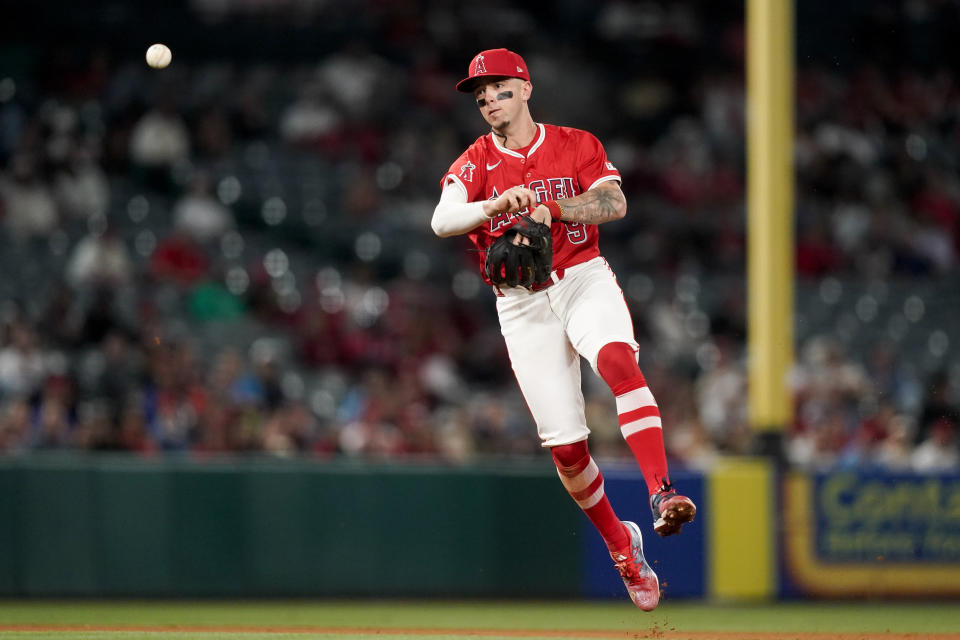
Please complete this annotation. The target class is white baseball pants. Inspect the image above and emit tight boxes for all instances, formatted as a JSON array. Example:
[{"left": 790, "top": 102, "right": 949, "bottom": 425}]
[{"left": 495, "top": 256, "right": 639, "bottom": 447}]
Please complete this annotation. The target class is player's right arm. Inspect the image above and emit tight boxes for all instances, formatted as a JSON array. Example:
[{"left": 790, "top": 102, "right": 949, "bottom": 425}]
[{"left": 431, "top": 180, "right": 539, "bottom": 237}]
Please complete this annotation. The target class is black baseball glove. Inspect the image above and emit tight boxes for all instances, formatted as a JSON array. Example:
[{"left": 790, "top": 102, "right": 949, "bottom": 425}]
[{"left": 484, "top": 216, "right": 553, "bottom": 289}]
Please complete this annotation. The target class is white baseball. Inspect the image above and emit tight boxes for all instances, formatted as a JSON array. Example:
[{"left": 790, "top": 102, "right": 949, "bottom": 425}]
[{"left": 145, "top": 44, "right": 172, "bottom": 69}]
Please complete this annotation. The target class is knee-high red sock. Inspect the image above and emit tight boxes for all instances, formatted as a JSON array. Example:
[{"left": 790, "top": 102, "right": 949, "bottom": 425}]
[
  {"left": 551, "top": 440, "right": 629, "bottom": 555},
  {"left": 597, "top": 342, "right": 670, "bottom": 496}
]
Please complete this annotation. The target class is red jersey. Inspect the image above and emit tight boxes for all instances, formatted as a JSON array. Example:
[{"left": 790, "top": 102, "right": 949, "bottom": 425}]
[{"left": 441, "top": 123, "right": 621, "bottom": 283}]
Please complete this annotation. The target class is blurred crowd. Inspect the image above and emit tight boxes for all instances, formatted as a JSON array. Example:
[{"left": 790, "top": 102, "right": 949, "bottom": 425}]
[{"left": 0, "top": 0, "right": 957, "bottom": 470}]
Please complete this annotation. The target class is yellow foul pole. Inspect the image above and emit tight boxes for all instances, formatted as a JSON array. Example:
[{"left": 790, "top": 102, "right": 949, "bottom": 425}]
[{"left": 747, "top": 0, "right": 794, "bottom": 442}]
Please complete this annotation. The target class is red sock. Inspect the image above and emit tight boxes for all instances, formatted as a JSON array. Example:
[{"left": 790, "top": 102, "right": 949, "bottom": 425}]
[
  {"left": 597, "top": 342, "right": 670, "bottom": 496},
  {"left": 551, "top": 440, "right": 629, "bottom": 555}
]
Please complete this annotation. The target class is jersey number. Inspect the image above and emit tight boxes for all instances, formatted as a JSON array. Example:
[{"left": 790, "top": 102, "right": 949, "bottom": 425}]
[{"left": 565, "top": 222, "right": 587, "bottom": 244}]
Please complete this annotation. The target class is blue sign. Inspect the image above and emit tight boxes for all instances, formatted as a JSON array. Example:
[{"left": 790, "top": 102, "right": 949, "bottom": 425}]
[
  {"left": 581, "top": 468, "right": 706, "bottom": 599},
  {"left": 814, "top": 472, "right": 960, "bottom": 563}
]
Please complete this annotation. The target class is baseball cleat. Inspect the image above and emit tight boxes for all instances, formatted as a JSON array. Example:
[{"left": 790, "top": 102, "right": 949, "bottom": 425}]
[
  {"left": 612, "top": 521, "right": 660, "bottom": 611},
  {"left": 650, "top": 484, "right": 697, "bottom": 537}
]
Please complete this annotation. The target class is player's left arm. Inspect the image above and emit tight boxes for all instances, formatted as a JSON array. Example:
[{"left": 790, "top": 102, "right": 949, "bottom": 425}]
[{"left": 529, "top": 180, "right": 626, "bottom": 226}]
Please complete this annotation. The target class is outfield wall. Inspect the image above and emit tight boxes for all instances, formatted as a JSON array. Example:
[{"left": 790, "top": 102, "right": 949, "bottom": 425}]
[
  {"left": 0, "top": 456, "right": 585, "bottom": 597},
  {"left": 1, "top": 456, "right": 957, "bottom": 599},
  {"left": 0, "top": 456, "right": 716, "bottom": 598}
]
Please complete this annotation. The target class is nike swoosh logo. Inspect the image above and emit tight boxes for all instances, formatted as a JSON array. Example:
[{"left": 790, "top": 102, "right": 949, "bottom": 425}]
[{"left": 486, "top": 160, "right": 502, "bottom": 170}]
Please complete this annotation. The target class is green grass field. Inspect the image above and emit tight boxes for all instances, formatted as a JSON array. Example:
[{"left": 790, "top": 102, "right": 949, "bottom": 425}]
[{"left": 0, "top": 600, "right": 959, "bottom": 640}]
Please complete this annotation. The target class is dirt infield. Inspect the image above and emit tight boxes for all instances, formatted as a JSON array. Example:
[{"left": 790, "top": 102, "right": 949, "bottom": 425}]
[{"left": 1, "top": 625, "right": 957, "bottom": 639}]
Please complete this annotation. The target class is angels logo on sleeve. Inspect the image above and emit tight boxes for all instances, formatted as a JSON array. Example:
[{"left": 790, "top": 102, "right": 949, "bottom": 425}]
[{"left": 459, "top": 160, "right": 477, "bottom": 182}]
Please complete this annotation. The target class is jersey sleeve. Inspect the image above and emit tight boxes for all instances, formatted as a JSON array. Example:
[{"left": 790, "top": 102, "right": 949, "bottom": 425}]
[
  {"left": 576, "top": 130, "right": 621, "bottom": 192},
  {"left": 441, "top": 143, "right": 486, "bottom": 202}
]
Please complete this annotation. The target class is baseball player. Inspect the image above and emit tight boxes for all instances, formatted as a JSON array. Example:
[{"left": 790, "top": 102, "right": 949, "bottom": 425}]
[{"left": 431, "top": 48, "right": 697, "bottom": 610}]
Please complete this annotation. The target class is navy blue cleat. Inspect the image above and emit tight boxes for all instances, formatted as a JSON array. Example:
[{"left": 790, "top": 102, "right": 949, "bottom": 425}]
[{"left": 650, "top": 484, "right": 697, "bottom": 537}]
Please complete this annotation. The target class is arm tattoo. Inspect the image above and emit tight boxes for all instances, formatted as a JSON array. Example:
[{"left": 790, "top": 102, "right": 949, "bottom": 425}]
[{"left": 558, "top": 184, "right": 625, "bottom": 224}]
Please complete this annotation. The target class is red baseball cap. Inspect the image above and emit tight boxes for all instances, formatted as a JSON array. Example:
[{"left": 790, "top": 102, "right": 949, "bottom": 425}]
[{"left": 456, "top": 48, "right": 530, "bottom": 93}]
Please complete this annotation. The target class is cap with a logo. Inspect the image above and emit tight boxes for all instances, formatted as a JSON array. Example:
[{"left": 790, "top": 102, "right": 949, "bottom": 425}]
[{"left": 456, "top": 48, "right": 530, "bottom": 93}]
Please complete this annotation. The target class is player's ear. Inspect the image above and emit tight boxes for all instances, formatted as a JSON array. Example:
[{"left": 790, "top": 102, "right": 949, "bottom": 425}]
[{"left": 520, "top": 80, "right": 532, "bottom": 101}]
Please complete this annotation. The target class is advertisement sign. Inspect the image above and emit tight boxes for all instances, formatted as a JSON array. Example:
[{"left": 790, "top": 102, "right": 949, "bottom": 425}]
[{"left": 783, "top": 471, "right": 960, "bottom": 596}]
